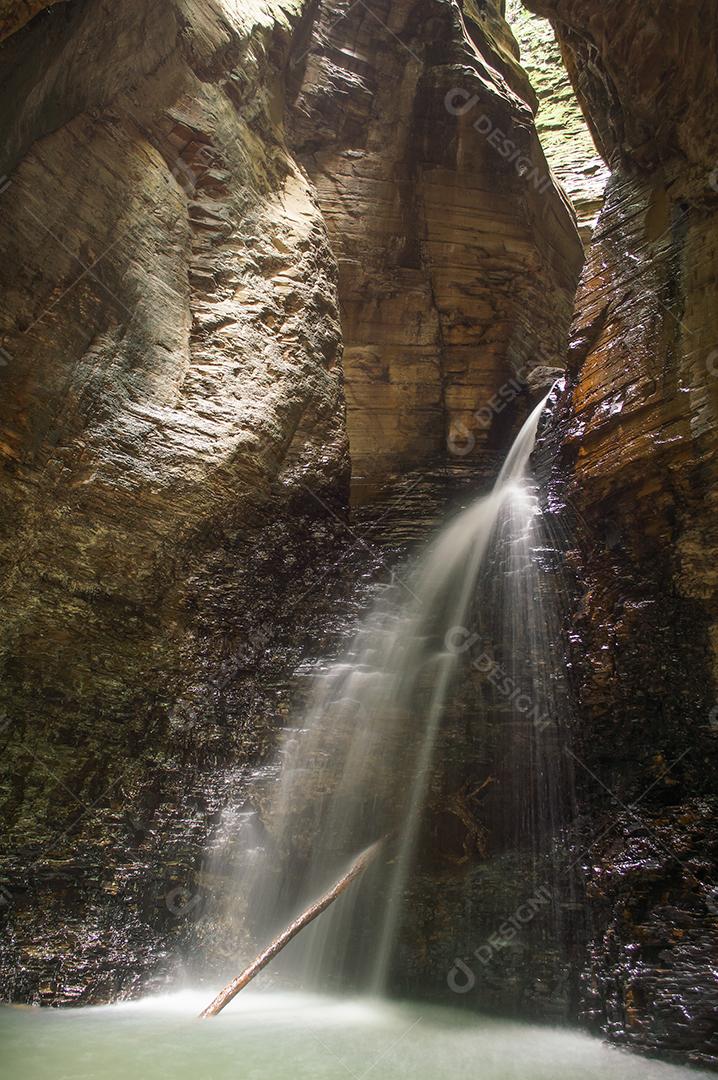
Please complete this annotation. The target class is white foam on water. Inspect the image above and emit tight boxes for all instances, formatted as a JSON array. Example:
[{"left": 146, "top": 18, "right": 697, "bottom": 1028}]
[{"left": 1, "top": 991, "right": 711, "bottom": 1080}]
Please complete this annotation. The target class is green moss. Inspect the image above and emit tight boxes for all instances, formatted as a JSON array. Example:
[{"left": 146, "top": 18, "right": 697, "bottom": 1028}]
[{"left": 505, "top": 0, "right": 609, "bottom": 239}]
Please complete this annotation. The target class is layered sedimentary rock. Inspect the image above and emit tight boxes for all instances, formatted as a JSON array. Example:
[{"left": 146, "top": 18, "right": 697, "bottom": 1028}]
[
  {"left": 527, "top": 0, "right": 718, "bottom": 1066},
  {"left": 288, "top": 0, "right": 582, "bottom": 493},
  {"left": 0, "top": 0, "right": 582, "bottom": 1004},
  {"left": 0, "top": 0, "right": 350, "bottom": 1002},
  {"left": 505, "top": 0, "right": 608, "bottom": 241}
]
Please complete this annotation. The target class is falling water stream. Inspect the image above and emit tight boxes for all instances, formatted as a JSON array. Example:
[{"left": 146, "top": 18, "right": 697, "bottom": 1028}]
[
  {"left": 4, "top": 392, "right": 712, "bottom": 1080},
  {"left": 208, "top": 391, "right": 568, "bottom": 991}
]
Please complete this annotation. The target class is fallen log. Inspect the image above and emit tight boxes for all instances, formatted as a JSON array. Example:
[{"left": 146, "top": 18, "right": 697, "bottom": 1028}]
[{"left": 198, "top": 838, "right": 382, "bottom": 1018}]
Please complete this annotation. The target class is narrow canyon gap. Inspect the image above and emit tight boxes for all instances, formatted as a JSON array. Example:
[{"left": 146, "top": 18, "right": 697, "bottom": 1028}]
[{"left": 0, "top": 0, "right": 716, "bottom": 1071}]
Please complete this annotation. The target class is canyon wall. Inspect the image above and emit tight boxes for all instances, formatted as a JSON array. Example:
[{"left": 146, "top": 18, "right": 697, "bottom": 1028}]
[
  {"left": 0, "top": 0, "right": 582, "bottom": 1004},
  {"left": 527, "top": 0, "right": 718, "bottom": 1066},
  {"left": 0, "top": 0, "right": 63, "bottom": 42},
  {"left": 0, "top": 0, "right": 351, "bottom": 1002},
  {"left": 288, "top": 0, "right": 582, "bottom": 493}
]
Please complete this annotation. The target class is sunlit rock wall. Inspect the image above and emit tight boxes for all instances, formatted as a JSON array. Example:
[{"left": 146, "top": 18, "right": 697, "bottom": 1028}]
[
  {"left": 288, "top": 0, "right": 583, "bottom": 494},
  {"left": 528, "top": 0, "right": 718, "bottom": 1066},
  {"left": 0, "top": 0, "right": 349, "bottom": 1003}
]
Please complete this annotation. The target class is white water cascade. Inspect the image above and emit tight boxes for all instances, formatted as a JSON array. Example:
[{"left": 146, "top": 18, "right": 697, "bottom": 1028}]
[{"left": 207, "top": 390, "right": 568, "bottom": 994}]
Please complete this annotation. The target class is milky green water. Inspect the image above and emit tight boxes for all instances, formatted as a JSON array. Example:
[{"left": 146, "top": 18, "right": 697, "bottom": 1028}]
[{"left": 1, "top": 991, "right": 710, "bottom": 1080}]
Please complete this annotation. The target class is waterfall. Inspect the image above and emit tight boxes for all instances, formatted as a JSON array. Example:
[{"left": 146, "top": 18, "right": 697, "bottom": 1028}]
[{"left": 207, "top": 390, "right": 569, "bottom": 994}]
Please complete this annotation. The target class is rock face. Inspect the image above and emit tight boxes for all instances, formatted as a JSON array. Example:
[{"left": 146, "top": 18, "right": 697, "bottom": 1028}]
[
  {"left": 505, "top": 0, "right": 608, "bottom": 242},
  {"left": 0, "top": 0, "right": 350, "bottom": 1002},
  {"left": 526, "top": 0, "right": 718, "bottom": 1066},
  {"left": 287, "top": 0, "right": 582, "bottom": 494},
  {"left": 8, "top": 0, "right": 715, "bottom": 1064},
  {"left": 0, "top": 0, "right": 582, "bottom": 1005}
]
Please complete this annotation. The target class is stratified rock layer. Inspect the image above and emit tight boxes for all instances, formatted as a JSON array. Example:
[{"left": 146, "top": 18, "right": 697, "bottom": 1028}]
[
  {"left": 528, "top": 0, "right": 718, "bottom": 1066},
  {"left": 288, "top": 0, "right": 582, "bottom": 493},
  {"left": 0, "top": 0, "right": 350, "bottom": 1002}
]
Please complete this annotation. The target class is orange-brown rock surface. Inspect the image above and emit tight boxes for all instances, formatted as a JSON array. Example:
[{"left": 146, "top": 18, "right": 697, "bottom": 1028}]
[
  {"left": 288, "top": 0, "right": 582, "bottom": 493},
  {"left": 528, "top": 0, "right": 718, "bottom": 1065}
]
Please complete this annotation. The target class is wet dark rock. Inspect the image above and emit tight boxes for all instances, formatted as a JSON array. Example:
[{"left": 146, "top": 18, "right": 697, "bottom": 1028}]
[{"left": 531, "top": 3, "right": 718, "bottom": 1064}]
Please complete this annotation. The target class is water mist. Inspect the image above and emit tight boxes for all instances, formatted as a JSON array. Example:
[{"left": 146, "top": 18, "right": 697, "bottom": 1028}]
[{"left": 205, "top": 391, "right": 571, "bottom": 995}]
